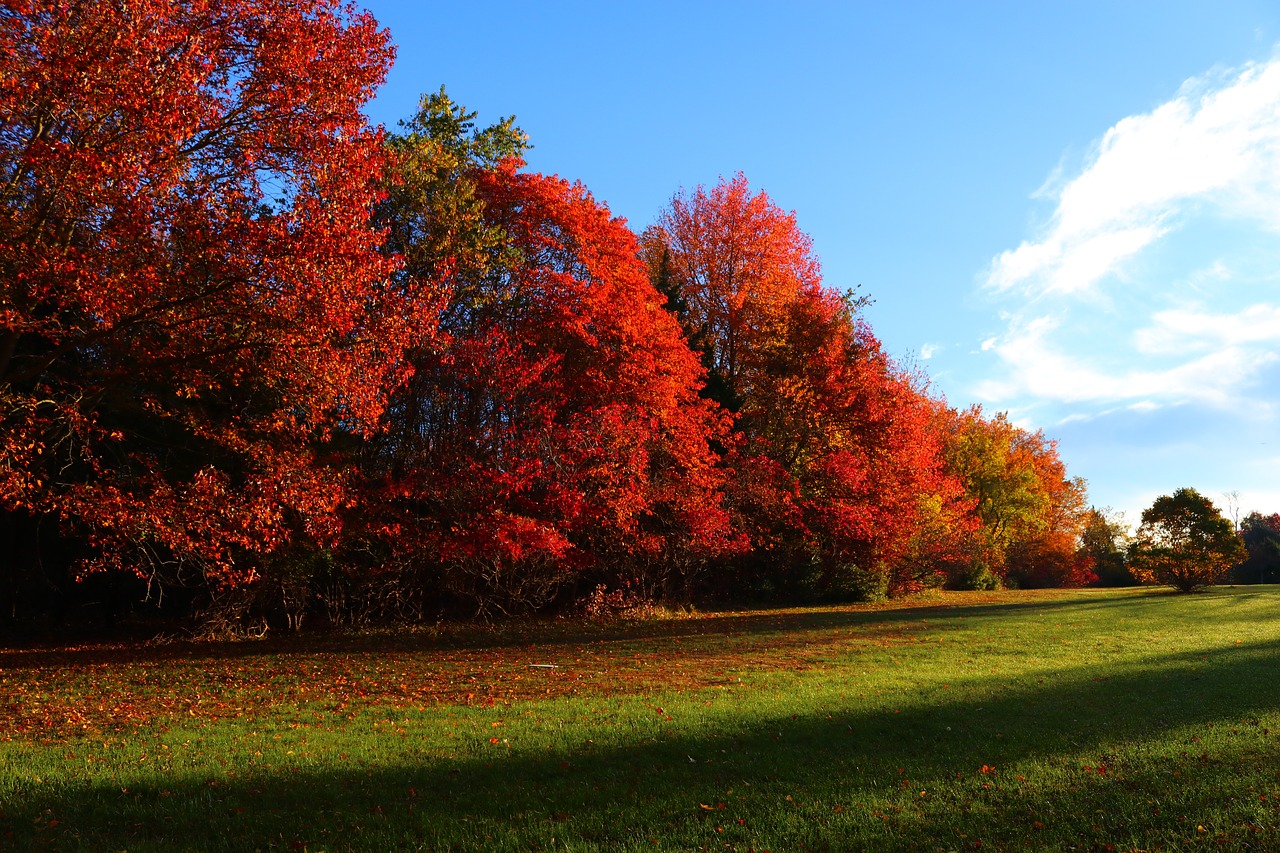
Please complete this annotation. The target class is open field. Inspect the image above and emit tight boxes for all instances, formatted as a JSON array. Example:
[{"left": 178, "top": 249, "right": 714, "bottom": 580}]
[{"left": 3, "top": 587, "right": 1280, "bottom": 851}]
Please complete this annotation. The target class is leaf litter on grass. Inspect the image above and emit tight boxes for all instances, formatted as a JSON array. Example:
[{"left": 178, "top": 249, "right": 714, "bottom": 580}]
[{"left": 0, "top": 589, "right": 1038, "bottom": 745}]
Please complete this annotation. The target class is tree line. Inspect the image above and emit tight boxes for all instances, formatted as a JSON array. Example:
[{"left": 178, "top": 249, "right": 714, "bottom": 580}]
[
  {"left": 3, "top": 1, "right": 1262, "bottom": 634},
  {"left": 1081, "top": 493, "right": 1278, "bottom": 593}
]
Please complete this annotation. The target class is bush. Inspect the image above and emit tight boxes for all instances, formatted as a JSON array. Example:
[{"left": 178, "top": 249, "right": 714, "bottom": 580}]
[{"left": 948, "top": 558, "right": 1003, "bottom": 591}]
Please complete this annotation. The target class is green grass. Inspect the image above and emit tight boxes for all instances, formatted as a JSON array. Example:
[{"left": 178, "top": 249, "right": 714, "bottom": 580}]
[{"left": 4, "top": 587, "right": 1280, "bottom": 851}]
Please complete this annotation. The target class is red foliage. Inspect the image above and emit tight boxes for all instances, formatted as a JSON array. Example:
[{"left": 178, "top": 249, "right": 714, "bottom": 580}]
[
  {"left": 366, "top": 164, "right": 734, "bottom": 610},
  {"left": 652, "top": 175, "right": 956, "bottom": 598},
  {"left": 1, "top": 0, "right": 400, "bottom": 583},
  {"left": 776, "top": 291, "right": 955, "bottom": 594},
  {"left": 649, "top": 172, "right": 822, "bottom": 399},
  {"left": 1, "top": 6, "right": 1095, "bottom": 614}
]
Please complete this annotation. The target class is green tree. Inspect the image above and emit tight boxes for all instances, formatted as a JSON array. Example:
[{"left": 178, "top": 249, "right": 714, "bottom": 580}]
[{"left": 1131, "top": 488, "right": 1245, "bottom": 592}]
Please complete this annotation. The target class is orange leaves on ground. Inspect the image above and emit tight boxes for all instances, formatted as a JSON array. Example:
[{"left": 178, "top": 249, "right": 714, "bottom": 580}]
[{"left": 0, "top": 597, "right": 984, "bottom": 742}]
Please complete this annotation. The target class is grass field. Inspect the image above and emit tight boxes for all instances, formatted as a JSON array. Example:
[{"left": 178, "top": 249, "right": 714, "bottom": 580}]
[{"left": 3, "top": 587, "right": 1280, "bottom": 851}]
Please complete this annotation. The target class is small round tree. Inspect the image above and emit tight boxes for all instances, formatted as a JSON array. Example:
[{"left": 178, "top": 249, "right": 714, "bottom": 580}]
[{"left": 1130, "top": 488, "right": 1245, "bottom": 592}]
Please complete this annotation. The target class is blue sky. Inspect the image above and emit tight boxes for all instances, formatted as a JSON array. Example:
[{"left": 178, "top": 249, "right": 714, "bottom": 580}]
[{"left": 358, "top": 1, "right": 1280, "bottom": 527}]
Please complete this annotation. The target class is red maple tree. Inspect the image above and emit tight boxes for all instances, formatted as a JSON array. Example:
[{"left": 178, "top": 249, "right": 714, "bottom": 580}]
[
  {"left": 364, "top": 153, "right": 735, "bottom": 614},
  {"left": 650, "top": 174, "right": 955, "bottom": 599},
  {"left": 1, "top": 0, "right": 399, "bottom": 587}
]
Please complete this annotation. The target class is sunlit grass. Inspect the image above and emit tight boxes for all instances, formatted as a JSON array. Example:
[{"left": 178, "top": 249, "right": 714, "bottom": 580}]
[{"left": 4, "top": 587, "right": 1280, "bottom": 850}]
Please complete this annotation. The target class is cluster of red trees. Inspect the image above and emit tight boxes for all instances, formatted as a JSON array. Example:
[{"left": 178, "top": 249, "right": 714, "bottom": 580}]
[{"left": 0, "top": 1, "right": 1094, "bottom": 629}]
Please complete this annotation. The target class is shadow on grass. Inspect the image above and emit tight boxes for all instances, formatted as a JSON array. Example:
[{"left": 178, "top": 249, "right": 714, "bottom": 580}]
[
  {"left": 1, "top": 588, "right": 1272, "bottom": 743},
  {"left": 0, "top": 587, "right": 1213, "bottom": 670},
  {"left": 6, "top": 625, "right": 1280, "bottom": 851}
]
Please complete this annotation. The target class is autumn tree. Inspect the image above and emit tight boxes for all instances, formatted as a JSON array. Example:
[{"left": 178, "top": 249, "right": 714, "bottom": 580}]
[
  {"left": 895, "top": 396, "right": 981, "bottom": 589},
  {"left": 1080, "top": 507, "right": 1134, "bottom": 586},
  {"left": 1004, "top": 468, "right": 1094, "bottom": 588},
  {"left": 361, "top": 101, "right": 734, "bottom": 615},
  {"left": 1130, "top": 488, "right": 1246, "bottom": 592},
  {"left": 641, "top": 173, "right": 824, "bottom": 413},
  {"left": 939, "top": 407, "right": 1092, "bottom": 588},
  {"left": 766, "top": 290, "right": 955, "bottom": 597},
  {"left": 1232, "top": 511, "right": 1280, "bottom": 584},
  {"left": 647, "top": 175, "right": 951, "bottom": 600},
  {"left": 0, "top": 0, "right": 399, "bottom": 610}
]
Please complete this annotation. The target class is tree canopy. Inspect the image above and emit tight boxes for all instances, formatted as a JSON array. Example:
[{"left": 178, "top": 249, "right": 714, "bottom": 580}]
[
  {"left": 1, "top": 0, "right": 397, "bottom": 592},
  {"left": 1237, "top": 512, "right": 1280, "bottom": 584},
  {"left": 0, "top": 2, "right": 1154, "bottom": 632},
  {"left": 361, "top": 107, "right": 734, "bottom": 614},
  {"left": 1131, "top": 488, "right": 1246, "bottom": 592}
]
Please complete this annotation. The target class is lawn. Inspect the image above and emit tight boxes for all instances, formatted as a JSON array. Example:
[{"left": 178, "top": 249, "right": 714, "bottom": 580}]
[{"left": 3, "top": 587, "right": 1280, "bottom": 851}]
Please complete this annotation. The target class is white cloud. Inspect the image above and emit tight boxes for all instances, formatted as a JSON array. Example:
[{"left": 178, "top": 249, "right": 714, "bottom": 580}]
[
  {"left": 1052, "top": 400, "right": 1162, "bottom": 427},
  {"left": 988, "top": 54, "right": 1280, "bottom": 297},
  {"left": 1135, "top": 303, "right": 1280, "bottom": 354},
  {"left": 977, "top": 315, "right": 1278, "bottom": 407},
  {"left": 989, "top": 224, "right": 1168, "bottom": 296},
  {"left": 920, "top": 343, "right": 938, "bottom": 359},
  {"left": 977, "top": 49, "right": 1280, "bottom": 423}
]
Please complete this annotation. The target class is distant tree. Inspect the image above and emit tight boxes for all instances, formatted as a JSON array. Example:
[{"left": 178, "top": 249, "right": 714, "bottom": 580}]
[
  {"left": 1236, "top": 512, "right": 1280, "bottom": 584},
  {"left": 1079, "top": 507, "right": 1135, "bottom": 586},
  {"left": 1130, "top": 488, "right": 1245, "bottom": 592},
  {"left": 1222, "top": 490, "right": 1244, "bottom": 531}
]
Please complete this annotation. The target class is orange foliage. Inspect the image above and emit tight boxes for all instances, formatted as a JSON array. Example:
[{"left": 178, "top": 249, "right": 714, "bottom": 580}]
[
  {"left": 939, "top": 407, "right": 1094, "bottom": 588},
  {"left": 646, "top": 172, "right": 822, "bottom": 405}
]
